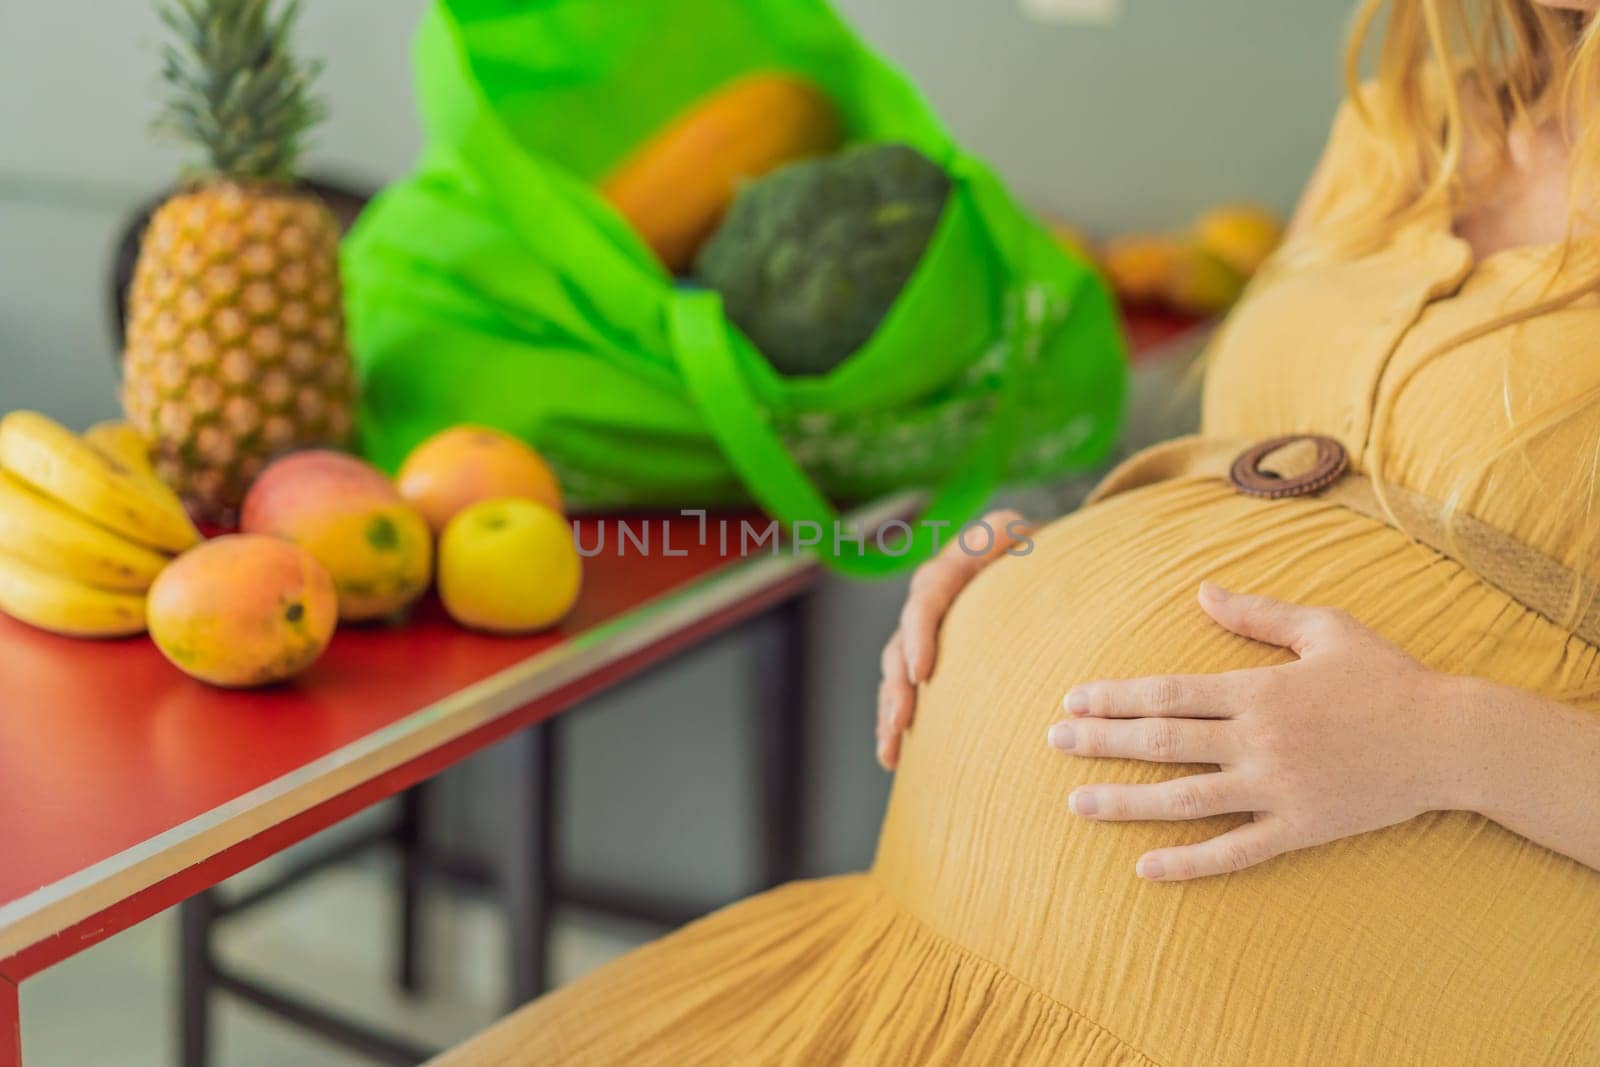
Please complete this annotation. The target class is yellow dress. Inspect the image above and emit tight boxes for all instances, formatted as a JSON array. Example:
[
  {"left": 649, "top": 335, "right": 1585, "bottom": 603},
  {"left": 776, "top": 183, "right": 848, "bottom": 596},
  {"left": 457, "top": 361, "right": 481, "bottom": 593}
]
[{"left": 440, "top": 104, "right": 1600, "bottom": 1066}]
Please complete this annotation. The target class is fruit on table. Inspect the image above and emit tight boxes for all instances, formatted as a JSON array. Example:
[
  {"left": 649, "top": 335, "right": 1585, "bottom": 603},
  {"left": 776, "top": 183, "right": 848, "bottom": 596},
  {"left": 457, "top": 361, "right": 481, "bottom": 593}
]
[
  {"left": 1098, "top": 203, "right": 1282, "bottom": 314},
  {"left": 0, "top": 473, "right": 170, "bottom": 593},
  {"left": 694, "top": 142, "right": 951, "bottom": 377},
  {"left": 396, "top": 425, "right": 564, "bottom": 535},
  {"left": 602, "top": 73, "right": 843, "bottom": 273},
  {"left": 84, "top": 419, "right": 157, "bottom": 477},
  {"left": 149, "top": 534, "right": 337, "bottom": 687},
  {"left": 0, "top": 413, "right": 190, "bottom": 638},
  {"left": 0, "top": 550, "right": 148, "bottom": 639},
  {"left": 1101, "top": 234, "right": 1186, "bottom": 305},
  {"left": 1193, "top": 203, "right": 1284, "bottom": 278},
  {"left": 121, "top": 0, "right": 356, "bottom": 526},
  {"left": 1166, "top": 244, "right": 1246, "bottom": 316},
  {"left": 438, "top": 499, "right": 582, "bottom": 635},
  {"left": 241, "top": 450, "right": 432, "bottom": 623},
  {"left": 1101, "top": 232, "right": 1247, "bottom": 315},
  {"left": 0, "top": 411, "right": 199, "bottom": 554}
]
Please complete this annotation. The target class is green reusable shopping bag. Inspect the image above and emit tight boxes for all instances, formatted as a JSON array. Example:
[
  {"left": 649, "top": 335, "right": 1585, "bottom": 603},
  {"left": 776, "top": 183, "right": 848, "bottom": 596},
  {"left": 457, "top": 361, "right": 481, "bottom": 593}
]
[{"left": 343, "top": 0, "right": 1127, "bottom": 576}]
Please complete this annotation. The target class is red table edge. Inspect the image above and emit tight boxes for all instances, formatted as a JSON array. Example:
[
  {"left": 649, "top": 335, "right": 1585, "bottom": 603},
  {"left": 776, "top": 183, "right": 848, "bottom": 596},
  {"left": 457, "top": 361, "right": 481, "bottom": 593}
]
[
  {"left": 0, "top": 547, "right": 823, "bottom": 981},
  {"left": 0, "top": 976, "right": 15, "bottom": 1067}
]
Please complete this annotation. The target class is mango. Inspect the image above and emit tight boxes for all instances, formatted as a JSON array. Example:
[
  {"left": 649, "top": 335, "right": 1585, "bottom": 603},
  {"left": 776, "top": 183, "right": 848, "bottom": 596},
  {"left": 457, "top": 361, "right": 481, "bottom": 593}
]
[
  {"left": 149, "top": 534, "right": 337, "bottom": 688},
  {"left": 397, "top": 426, "right": 564, "bottom": 535},
  {"left": 241, "top": 450, "right": 432, "bottom": 622},
  {"left": 1193, "top": 203, "right": 1283, "bottom": 278},
  {"left": 1166, "top": 244, "right": 1246, "bottom": 316},
  {"left": 438, "top": 499, "right": 581, "bottom": 635},
  {"left": 1100, "top": 233, "right": 1186, "bottom": 305}
]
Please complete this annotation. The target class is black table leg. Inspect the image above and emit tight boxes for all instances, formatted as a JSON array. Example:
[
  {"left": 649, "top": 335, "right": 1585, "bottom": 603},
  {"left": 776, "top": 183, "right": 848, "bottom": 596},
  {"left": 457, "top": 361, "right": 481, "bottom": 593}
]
[
  {"left": 754, "top": 591, "right": 811, "bottom": 889},
  {"left": 178, "top": 889, "right": 219, "bottom": 1067},
  {"left": 503, "top": 717, "right": 558, "bottom": 1010},
  {"left": 395, "top": 783, "right": 428, "bottom": 995}
]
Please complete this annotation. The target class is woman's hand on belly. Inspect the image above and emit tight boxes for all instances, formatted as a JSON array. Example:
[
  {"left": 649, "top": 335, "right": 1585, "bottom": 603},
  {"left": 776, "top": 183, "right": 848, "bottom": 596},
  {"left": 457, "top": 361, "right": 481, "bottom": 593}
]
[
  {"left": 1046, "top": 582, "right": 1466, "bottom": 882},
  {"left": 877, "top": 508, "right": 1033, "bottom": 769}
]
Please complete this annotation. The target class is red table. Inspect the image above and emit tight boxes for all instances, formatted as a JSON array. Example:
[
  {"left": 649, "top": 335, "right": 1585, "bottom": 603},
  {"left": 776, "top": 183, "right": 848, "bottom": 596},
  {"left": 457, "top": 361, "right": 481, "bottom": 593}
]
[
  {"left": 1122, "top": 305, "right": 1209, "bottom": 361},
  {"left": 0, "top": 510, "right": 836, "bottom": 1065},
  {"left": 0, "top": 311, "right": 1206, "bottom": 1065}
]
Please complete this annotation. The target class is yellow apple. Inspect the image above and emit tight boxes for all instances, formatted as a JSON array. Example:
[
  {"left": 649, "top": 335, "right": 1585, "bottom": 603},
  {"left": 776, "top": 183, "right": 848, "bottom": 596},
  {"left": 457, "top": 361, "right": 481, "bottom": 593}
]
[{"left": 438, "top": 499, "right": 582, "bottom": 634}]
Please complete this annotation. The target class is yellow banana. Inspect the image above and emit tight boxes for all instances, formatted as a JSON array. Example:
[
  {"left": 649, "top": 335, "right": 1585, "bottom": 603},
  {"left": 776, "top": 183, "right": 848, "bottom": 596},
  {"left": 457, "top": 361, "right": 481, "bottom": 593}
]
[
  {"left": 0, "top": 411, "right": 200, "bottom": 554},
  {"left": 0, "top": 472, "right": 170, "bottom": 592},
  {"left": 0, "top": 547, "right": 147, "bottom": 638},
  {"left": 84, "top": 419, "right": 155, "bottom": 477}
]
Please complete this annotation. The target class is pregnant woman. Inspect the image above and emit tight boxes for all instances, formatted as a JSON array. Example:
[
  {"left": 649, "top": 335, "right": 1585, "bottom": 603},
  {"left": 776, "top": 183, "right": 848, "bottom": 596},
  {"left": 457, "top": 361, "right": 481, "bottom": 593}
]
[{"left": 446, "top": 2, "right": 1600, "bottom": 1063}]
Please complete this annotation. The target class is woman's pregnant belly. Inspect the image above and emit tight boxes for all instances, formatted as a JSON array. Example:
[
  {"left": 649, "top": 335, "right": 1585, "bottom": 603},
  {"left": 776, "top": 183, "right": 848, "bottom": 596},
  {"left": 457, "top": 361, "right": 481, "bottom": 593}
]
[{"left": 873, "top": 477, "right": 1600, "bottom": 1066}]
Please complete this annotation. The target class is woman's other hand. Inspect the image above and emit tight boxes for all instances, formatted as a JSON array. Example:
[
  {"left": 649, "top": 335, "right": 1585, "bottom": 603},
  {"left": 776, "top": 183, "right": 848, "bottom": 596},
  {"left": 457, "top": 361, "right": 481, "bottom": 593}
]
[
  {"left": 877, "top": 509, "right": 1033, "bottom": 770},
  {"left": 1049, "top": 583, "right": 1466, "bottom": 880}
]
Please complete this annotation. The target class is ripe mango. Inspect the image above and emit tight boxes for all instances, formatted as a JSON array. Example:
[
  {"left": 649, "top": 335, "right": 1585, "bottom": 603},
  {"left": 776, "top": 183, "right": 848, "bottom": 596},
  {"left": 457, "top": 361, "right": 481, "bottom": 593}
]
[
  {"left": 241, "top": 450, "right": 432, "bottom": 622},
  {"left": 149, "top": 534, "right": 337, "bottom": 688},
  {"left": 1100, "top": 234, "right": 1186, "bottom": 305},
  {"left": 397, "top": 425, "right": 564, "bottom": 535},
  {"left": 1166, "top": 244, "right": 1246, "bottom": 316},
  {"left": 1193, "top": 203, "right": 1283, "bottom": 278}
]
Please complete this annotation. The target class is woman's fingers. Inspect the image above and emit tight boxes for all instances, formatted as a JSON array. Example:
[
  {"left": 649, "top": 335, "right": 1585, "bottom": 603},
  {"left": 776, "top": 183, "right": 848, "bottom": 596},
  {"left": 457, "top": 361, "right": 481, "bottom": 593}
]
[
  {"left": 1135, "top": 818, "right": 1287, "bottom": 881},
  {"left": 1067, "top": 773, "right": 1254, "bottom": 822},
  {"left": 1198, "top": 582, "right": 1352, "bottom": 656},
  {"left": 875, "top": 678, "right": 897, "bottom": 768},
  {"left": 1062, "top": 671, "right": 1238, "bottom": 719},
  {"left": 1048, "top": 715, "right": 1234, "bottom": 764},
  {"left": 879, "top": 631, "right": 915, "bottom": 730},
  {"left": 900, "top": 509, "right": 1031, "bottom": 683},
  {"left": 884, "top": 509, "right": 1031, "bottom": 768},
  {"left": 880, "top": 629, "right": 906, "bottom": 691},
  {"left": 879, "top": 725, "right": 905, "bottom": 770},
  {"left": 876, "top": 632, "right": 916, "bottom": 770},
  {"left": 875, "top": 680, "right": 901, "bottom": 769}
]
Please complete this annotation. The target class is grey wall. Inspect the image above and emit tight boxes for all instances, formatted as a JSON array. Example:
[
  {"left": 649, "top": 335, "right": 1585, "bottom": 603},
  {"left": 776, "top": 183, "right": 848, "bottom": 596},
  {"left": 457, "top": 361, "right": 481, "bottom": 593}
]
[
  {"left": 0, "top": 1, "right": 1348, "bottom": 893},
  {"left": 839, "top": 0, "right": 1351, "bottom": 233}
]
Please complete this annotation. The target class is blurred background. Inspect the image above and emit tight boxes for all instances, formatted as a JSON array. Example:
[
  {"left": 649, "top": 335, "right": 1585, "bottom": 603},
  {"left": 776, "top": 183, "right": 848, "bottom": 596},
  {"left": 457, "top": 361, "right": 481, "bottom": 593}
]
[{"left": 0, "top": 1, "right": 1350, "bottom": 1063}]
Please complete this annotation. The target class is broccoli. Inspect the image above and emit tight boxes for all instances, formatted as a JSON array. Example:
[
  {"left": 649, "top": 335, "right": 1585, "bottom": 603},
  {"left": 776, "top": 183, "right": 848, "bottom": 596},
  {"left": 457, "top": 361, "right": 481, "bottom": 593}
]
[{"left": 693, "top": 142, "right": 951, "bottom": 377}]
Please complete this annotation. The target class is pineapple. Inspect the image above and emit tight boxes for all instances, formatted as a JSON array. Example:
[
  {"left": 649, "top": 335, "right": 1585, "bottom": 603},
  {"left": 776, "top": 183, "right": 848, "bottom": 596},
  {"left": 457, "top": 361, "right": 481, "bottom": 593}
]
[{"left": 122, "top": 0, "right": 355, "bottom": 524}]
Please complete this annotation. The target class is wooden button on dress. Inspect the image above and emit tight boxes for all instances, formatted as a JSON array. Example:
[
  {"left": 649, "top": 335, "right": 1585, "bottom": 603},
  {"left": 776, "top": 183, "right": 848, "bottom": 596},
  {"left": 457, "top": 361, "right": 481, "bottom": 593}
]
[{"left": 1228, "top": 434, "right": 1350, "bottom": 499}]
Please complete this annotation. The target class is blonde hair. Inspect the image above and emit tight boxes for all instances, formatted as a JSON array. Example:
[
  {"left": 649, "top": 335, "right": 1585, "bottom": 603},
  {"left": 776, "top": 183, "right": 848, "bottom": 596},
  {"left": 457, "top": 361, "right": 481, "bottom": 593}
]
[
  {"left": 1298, "top": 1, "right": 1595, "bottom": 259},
  {"left": 1290, "top": 2, "right": 1600, "bottom": 647}
]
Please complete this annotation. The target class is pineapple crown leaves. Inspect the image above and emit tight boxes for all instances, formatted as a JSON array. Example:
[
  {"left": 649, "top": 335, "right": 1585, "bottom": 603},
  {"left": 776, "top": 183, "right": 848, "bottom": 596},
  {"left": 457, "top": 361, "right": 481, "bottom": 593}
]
[{"left": 154, "top": 0, "right": 327, "bottom": 183}]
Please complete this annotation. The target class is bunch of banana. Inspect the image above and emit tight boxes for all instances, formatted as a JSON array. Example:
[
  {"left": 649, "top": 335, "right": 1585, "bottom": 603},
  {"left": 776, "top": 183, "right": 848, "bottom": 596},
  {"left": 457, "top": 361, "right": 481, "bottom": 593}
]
[{"left": 0, "top": 412, "right": 200, "bottom": 639}]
